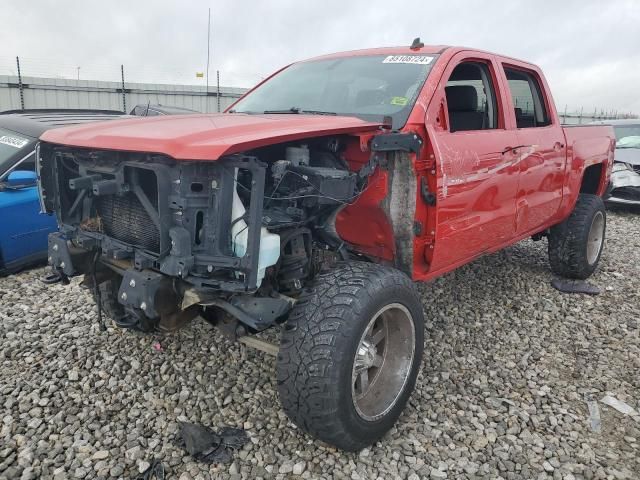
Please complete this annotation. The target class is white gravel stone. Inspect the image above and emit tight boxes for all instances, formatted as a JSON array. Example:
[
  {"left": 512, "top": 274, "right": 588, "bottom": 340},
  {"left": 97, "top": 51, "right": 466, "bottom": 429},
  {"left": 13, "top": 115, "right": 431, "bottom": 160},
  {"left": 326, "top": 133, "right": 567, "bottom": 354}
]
[
  {"left": 137, "top": 460, "right": 150, "bottom": 473},
  {"left": 279, "top": 462, "right": 293, "bottom": 474},
  {"left": 91, "top": 450, "right": 109, "bottom": 460},
  {"left": 293, "top": 461, "right": 306, "bottom": 475},
  {"left": 430, "top": 468, "right": 447, "bottom": 479}
]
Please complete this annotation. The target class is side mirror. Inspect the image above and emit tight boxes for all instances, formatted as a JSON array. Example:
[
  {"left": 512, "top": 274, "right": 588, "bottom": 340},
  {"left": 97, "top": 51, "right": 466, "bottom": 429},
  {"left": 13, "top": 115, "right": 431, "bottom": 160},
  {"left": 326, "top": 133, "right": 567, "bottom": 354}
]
[{"left": 7, "top": 170, "right": 37, "bottom": 188}]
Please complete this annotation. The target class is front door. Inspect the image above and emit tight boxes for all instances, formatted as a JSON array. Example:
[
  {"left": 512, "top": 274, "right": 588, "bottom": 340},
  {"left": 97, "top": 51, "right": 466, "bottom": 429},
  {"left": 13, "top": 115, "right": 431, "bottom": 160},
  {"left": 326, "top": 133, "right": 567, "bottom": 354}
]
[{"left": 428, "top": 54, "right": 520, "bottom": 271}]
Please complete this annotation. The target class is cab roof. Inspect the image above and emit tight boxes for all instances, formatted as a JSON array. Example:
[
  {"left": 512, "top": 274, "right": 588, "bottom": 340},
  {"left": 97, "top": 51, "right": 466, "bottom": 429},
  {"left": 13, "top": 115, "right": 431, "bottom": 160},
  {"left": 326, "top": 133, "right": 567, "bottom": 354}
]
[
  {"left": 303, "top": 45, "right": 450, "bottom": 62},
  {"left": 301, "top": 45, "right": 540, "bottom": 71}
]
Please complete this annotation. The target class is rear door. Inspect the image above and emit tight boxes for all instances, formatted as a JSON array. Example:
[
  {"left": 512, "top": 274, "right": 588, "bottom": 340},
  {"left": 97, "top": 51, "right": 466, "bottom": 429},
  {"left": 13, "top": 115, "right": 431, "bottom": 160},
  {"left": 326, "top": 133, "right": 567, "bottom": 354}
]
[
  {"left": 500, "top": 64, "right": 566, "bottom": 234},
  {"left": 427, "top": 52, "right": 520, "bottom": 271}
]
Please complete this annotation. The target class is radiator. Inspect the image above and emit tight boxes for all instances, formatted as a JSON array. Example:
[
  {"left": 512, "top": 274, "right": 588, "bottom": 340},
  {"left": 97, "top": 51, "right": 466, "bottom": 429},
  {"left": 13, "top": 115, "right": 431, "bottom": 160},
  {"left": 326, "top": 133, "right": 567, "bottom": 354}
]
[{"left": 96, "top": 192, "right": 160, "bottom": 252}]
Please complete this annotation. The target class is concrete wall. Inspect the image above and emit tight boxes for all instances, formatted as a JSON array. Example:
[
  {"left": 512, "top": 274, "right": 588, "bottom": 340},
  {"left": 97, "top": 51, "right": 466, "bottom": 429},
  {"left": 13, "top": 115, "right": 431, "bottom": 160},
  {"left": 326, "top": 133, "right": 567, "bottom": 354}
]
[{"left": 0, "top": 75, "right": 248, "bottom": 113}]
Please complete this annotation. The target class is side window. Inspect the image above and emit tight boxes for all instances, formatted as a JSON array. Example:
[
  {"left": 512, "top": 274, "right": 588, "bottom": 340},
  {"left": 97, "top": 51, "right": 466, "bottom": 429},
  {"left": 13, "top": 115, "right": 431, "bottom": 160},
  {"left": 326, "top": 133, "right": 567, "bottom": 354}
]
[
  {"left": 19, "top": 157, "right": 36, "bottom": 172},
  {"left": 0, "top": 152, "right": 35, "bottom": 183},
  {"left": 445, "top": 62, "right": 498, "bottom": 133},
  {"left": 503, "top": 67, "right": 550, "bottom": 128}
]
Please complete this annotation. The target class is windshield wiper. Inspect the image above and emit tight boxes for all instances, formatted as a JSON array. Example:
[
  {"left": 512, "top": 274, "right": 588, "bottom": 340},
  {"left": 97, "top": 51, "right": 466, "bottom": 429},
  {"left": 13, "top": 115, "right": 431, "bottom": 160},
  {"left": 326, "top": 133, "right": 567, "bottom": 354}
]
[
  {"left": 300, "top": 110, "right": 337, "bottom": 116},
  {"left": 263, "top": 107, "right": 337, "bottom": 115},
  {"left": 263, "top": 107, "right": 300, "bottom": 114}
]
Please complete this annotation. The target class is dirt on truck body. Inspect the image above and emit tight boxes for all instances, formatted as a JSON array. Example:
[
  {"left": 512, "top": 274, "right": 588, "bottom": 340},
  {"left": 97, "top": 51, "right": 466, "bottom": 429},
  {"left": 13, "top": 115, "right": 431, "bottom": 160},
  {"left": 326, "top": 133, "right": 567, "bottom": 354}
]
[{"left": 37, "top": 41, "right": 615, "bottom": 451}]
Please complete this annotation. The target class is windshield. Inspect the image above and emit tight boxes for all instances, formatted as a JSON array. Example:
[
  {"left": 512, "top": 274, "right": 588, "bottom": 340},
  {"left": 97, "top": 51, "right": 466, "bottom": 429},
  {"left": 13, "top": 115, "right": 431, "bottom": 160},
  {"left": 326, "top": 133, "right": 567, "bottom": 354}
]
[
  {"left": 0, "top": 128, "right": 34, "bottom": 176},
  {"left": 231, "top": 54, "right": 438, "bottom": 129},
  {"left": 614, "top": 124, "right": 640, "bottom": 148}
]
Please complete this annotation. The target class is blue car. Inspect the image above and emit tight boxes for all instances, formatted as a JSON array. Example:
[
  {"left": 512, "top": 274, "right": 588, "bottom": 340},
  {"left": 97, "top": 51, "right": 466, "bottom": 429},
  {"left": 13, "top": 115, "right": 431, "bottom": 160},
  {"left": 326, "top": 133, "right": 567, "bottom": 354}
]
[{"left": 0, "top": 110, "right": 124, "bottom": 275}]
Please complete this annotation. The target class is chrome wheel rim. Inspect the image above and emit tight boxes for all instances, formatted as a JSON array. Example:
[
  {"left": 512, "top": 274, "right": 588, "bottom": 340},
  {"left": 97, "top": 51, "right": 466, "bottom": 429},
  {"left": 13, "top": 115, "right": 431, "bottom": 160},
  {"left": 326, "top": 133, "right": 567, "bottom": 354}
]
[
  {"left": 586, "top": 211, "right": 605, "bottom": 265},
  {"left": 351, "top": 303, "right": 415, "bottom": 421}
]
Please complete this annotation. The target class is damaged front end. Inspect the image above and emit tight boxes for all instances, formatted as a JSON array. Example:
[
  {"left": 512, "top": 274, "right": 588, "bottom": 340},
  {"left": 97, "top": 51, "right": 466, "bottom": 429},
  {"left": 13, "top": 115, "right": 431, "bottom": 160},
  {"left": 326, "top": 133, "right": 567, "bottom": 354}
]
[
  {"left": 39, "top": 144, "right": 289, "bottom": 332},
  {"left": 607, "top": 161, "right": 640, "bottom": 206},
  {"left": 37, "top": 139, "right": 359, "bottom": 333}
]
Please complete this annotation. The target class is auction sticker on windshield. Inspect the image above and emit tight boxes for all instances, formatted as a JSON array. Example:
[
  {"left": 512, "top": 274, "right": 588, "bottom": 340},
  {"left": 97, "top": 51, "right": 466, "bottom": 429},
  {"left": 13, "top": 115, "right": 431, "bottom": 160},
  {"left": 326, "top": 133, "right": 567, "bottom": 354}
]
[
  {"left": 383, "top": 55, "right": 434, "bottom": 65},
  {"left": 0, "top": 135, "right": 29, "bottom": 149},
  {"left": 390, "top": 96, "right": 408, "bottom": 106}
]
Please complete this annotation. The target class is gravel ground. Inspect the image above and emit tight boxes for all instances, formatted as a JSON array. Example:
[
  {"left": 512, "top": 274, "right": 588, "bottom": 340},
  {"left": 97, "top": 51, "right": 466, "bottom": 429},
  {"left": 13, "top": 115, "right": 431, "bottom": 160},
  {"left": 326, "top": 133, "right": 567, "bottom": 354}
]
[{"left": 1, "top": 209, "right": 639, "bottom": 480}]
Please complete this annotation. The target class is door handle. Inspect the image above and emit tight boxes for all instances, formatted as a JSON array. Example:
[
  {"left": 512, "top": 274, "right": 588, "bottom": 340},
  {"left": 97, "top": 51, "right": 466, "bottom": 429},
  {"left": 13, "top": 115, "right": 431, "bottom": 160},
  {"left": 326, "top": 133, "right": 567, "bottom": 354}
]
[{"left": 553, "top": 142, "right": 565, "bottom": 151}]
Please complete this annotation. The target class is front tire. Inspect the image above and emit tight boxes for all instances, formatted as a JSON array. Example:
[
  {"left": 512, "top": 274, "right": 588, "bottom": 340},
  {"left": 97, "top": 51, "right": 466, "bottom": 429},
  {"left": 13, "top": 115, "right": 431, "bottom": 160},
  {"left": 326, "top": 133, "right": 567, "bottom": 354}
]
[
  {"left": 276, "top": 261, "right": 424, "bottom": 451},
  {"left": 548, "top": 193, "right": 606, "bottom": 279}
]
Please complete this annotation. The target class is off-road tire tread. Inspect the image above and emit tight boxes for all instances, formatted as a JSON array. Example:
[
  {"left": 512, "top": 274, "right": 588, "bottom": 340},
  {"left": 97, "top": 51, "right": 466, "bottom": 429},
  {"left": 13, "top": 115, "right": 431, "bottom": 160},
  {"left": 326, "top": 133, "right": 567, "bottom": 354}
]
[
  {"left": 548, "top": 193, "right": 605, "bottom": 279},
  {"left": 276, "top": 261, "right": 424, "bottom": 451},
  {"left": 94, "top": 279, "right": 126, "bottom": 322}
]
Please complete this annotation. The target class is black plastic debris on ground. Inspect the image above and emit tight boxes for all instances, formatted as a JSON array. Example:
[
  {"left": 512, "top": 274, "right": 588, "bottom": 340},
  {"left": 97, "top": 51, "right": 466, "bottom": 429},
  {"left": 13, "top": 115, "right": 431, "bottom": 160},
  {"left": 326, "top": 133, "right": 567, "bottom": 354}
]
[
  {"left": 551, "top": 278, "right": 601, "bottom": 295},
  {"left": 137, "top": 458, "right": 165, "bottom": 480},
  {"left": 40, "top": 270, "right": 62, "bottom": 284},
  {"left": 178, "top": 422, "right": 249, "bottom": 464}
]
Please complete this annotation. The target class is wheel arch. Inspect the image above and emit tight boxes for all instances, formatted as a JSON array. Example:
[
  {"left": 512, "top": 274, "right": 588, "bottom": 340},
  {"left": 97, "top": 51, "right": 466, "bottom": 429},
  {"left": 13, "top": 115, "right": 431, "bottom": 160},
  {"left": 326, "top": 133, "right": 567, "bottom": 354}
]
[{"left": 580, "top": 163, "right": 606, "bottom": 196}]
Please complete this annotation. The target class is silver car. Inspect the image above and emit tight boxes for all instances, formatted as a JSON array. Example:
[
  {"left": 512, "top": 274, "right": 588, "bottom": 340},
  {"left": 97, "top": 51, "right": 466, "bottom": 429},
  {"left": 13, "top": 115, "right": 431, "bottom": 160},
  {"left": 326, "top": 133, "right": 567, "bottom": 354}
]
[{"left": 595, "top": 119, "right": 640, "bottom": 206}]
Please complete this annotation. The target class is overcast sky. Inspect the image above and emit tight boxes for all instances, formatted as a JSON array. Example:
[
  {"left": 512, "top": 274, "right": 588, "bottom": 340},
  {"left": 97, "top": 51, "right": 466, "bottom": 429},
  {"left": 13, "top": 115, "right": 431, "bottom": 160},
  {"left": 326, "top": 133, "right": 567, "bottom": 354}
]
[{"left": 1, "top": 0, "right": 638, "bottom": 114}]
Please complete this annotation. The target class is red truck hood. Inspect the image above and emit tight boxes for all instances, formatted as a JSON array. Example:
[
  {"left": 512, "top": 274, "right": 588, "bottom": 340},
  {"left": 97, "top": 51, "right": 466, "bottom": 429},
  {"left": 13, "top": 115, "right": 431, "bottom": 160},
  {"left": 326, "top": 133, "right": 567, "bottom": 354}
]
[{"left": 40, "top": 113, "right": 381, "bottom": 160}]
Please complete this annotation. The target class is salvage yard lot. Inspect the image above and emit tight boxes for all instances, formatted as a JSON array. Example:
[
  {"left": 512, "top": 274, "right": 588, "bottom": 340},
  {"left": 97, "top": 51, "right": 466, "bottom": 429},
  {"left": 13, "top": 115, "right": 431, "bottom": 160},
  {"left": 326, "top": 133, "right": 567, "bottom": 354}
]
[{"left": 1, "top": 210, "right": 638, "bottom": 480}]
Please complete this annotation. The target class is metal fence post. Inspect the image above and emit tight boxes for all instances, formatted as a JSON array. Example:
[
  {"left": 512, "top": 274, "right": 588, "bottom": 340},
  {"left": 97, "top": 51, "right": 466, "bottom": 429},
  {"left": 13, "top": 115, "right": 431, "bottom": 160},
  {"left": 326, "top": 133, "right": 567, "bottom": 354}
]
[
  {"left": 16, "top": 56, "right": 25, "bottom": 110},
  {"left": 121, "top": 65, "right": 127, "bottom": 113},
  {"left": 217, "top": 70, "right": 221, "bottom": 113}
]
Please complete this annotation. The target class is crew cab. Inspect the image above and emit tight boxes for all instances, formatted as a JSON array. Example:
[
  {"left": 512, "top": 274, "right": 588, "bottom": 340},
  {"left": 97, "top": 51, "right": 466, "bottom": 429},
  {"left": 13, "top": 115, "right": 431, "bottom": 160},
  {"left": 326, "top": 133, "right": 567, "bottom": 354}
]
[{"left": 37, "top": 42, "right": 615, "bottom": 451}]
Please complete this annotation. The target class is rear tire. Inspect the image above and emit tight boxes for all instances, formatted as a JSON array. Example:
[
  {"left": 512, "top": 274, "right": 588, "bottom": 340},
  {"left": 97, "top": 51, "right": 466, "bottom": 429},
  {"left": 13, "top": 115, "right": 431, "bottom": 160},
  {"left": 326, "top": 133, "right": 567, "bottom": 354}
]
[
  {"left": 276, "top": 261, "right": 424, "bottom": 451},
  {"left": 548, "top": 193, "right": 606, "bottom": 279}
]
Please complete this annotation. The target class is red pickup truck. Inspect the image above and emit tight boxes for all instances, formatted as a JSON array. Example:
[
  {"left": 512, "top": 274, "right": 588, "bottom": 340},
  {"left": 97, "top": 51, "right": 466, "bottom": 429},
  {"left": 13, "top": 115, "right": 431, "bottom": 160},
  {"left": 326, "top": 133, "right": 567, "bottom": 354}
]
[{"left": 38, "top": 42, "right": 615, "bottom": 451}]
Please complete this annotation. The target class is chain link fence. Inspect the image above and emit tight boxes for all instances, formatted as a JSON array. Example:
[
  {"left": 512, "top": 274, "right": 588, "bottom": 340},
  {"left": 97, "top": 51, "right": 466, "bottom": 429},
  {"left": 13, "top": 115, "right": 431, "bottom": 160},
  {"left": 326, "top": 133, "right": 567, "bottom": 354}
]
[{"left": 0, "top": 56, "right": 256, "bottom": 113}]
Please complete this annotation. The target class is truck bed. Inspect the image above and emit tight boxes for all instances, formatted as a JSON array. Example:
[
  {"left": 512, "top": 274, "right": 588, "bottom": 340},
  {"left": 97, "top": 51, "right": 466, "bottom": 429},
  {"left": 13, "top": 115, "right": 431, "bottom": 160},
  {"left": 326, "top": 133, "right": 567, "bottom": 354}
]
[
  {"left": 556, "top": 124, "right": 615, "bottom": 218},
  {"left": 562, "top": 124, "right": 615, "bottom": 195}
]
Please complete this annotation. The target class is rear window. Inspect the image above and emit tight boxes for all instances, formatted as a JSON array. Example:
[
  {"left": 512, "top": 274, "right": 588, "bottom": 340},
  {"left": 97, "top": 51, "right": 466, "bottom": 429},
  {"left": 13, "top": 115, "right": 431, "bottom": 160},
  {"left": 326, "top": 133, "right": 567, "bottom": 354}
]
[
  {"left": 0, "top": 128, "right": 34, "bottom": 177},
  {"left": 503, "top": 67, "right": 551, "bottom": 128}
]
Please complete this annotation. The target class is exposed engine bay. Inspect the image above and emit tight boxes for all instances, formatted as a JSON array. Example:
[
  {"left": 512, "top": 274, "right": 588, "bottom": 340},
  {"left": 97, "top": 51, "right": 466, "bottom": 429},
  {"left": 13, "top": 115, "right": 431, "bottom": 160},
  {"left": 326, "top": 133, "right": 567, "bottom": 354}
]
[{"left": 38, "top": 135, "right": 386, "bottom": 333}]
